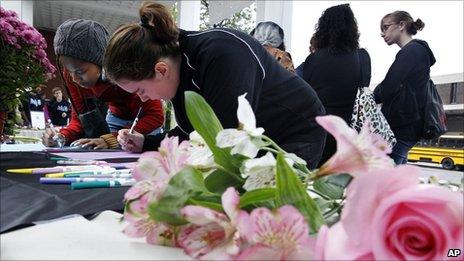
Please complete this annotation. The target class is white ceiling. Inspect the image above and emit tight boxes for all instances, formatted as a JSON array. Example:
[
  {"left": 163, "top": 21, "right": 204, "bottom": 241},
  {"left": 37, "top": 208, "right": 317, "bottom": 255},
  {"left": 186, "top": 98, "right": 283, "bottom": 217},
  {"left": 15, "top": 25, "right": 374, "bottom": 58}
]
[{"left": 33, "top": 0, "right": 176, "bottom": 33}]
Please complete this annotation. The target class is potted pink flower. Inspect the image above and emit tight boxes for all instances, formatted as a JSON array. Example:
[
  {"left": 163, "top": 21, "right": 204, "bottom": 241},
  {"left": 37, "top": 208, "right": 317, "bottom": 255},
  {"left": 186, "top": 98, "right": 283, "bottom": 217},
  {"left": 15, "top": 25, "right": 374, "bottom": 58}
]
[{"left": 0, "top": 7, "right": 55, "bottom": 135}]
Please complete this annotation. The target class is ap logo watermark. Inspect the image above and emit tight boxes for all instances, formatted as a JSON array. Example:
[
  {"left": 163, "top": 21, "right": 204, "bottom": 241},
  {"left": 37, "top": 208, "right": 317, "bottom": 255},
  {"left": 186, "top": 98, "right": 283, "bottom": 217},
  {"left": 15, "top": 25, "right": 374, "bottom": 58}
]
[{"left": 447, "top": 249, "right": 461, "bottom": 258}]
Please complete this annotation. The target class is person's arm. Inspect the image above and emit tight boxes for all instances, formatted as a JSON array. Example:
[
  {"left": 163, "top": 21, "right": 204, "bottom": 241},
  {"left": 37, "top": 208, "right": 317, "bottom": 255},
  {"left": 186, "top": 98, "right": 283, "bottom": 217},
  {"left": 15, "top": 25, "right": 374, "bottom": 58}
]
[
  {"left": 58, "top": 72, "right": 85, "bottom": 143},
  {"left": 359, "top": 49, "right": 372, "bottom": 87},
  {"left": 373, "top": 48, "right": 415, "bottom": 103},
  {"left": 132, "top": 99, "right": 164, "bottom": 134},
  {"left": 59, "top": 104, "right": 83, "bottom": 143}
]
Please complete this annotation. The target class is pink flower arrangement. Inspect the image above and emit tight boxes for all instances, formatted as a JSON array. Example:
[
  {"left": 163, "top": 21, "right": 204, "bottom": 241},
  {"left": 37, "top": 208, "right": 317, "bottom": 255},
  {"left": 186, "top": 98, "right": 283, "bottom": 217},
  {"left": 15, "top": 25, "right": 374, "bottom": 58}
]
[
  {"left": 179, "top": 187, "right": 314, "bottom": 260},
  {"left": 123, "top": 137, "right": 190, "bottom": 246},
  {"left": 315, "top": 165, "right": 463, "bottom": 260},
  {"left": 122, "top": 92, "right": 463, "bottom": 261},
  {"left": 0, "top": 7, "right": 55, "bottom": 111}
]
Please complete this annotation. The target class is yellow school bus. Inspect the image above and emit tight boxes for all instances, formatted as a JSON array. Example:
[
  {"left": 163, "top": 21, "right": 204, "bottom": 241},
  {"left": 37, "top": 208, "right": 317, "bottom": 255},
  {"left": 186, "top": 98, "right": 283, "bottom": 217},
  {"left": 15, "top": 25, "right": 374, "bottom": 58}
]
[{"left": 408, "top": 134, "right": 464, "bottom": 170}]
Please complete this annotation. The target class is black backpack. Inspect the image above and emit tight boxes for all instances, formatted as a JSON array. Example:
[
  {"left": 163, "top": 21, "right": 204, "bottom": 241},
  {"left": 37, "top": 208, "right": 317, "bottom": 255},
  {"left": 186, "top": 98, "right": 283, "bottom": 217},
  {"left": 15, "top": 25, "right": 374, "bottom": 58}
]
[{"left": 422, "top": 79, "right": 447, "bottom": 139}]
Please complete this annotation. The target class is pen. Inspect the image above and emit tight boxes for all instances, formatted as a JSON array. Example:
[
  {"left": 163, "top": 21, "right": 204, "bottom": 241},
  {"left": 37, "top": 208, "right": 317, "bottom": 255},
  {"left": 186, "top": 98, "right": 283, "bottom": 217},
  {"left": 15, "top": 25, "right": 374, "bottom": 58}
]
[
  {"left": 40, "top": 177, "right": 135, "bottom": 184},
  {"left": 48, "top": 120, "right": 64, "bottom": 148},
  {"left": 129, "top": 107, "right": 142, "bottom": 134},
  {"left": 63, "top": 168, "right": 132, "bottom": 177},
  {"left": 56, "top": 160, "right": 108, "bottom": 165},
  {"left": 71, "top": 179, "right": 136, "bottom": 189},
  {"left": 7, "top": 165, "right": 112, "bottom": 175}
]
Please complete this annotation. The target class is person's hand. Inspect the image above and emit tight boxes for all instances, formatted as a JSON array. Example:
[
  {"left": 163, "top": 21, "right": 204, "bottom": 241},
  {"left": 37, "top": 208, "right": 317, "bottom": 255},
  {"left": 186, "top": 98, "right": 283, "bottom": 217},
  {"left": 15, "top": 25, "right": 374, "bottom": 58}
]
[
  {"left": 61, "top": 112, "right": 67, "bottom": 118},
  {"left": 117, "top": 129, "right": 144, "bottom": 153},
  {"left": 42, "top": 128, "right": 64, "bottom": 147},
  {"left": 70, "top": 138, "right": 108, "bottom": 150}
]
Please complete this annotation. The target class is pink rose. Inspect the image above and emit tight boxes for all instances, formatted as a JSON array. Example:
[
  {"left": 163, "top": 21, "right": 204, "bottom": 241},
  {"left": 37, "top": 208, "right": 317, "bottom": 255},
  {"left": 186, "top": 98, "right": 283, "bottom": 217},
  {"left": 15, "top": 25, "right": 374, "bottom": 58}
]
[{"left": 319, "top": 165, "right": 464, "bottom": 260}]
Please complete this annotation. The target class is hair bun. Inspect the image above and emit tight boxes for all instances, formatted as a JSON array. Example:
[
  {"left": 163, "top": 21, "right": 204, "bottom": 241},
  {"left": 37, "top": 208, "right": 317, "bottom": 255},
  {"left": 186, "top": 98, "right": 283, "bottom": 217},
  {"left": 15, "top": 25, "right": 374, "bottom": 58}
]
[
  {"left": 139, "top": 1, "right": 179, "bottom": 44},
  {"left": 414, "top": 18, "right": 425, "bottom": 31}
]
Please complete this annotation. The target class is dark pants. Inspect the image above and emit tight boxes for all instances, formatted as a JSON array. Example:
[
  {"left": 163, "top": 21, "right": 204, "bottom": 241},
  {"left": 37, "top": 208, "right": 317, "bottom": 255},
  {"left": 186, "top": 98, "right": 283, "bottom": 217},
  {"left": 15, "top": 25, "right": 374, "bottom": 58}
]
[
  {"left": 390, "top": 139, "right": 417, "bottom": 165},
  {"left": 280, "top": 128, "right": 326, "bottom": 170}
]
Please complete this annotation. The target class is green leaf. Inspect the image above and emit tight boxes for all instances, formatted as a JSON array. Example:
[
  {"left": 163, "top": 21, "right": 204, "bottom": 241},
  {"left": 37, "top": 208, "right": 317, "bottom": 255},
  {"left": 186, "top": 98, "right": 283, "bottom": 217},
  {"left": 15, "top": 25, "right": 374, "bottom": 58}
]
[
  {"left": 148, "top": 167, "right": 208, "bottom": 225},
  {"left": 204, "top": 169, "right": 243, "bottom": 194},
  {"left": 275, "top": 154, "right": 324, "bottom": 233},
  {"left": 313, "top": 177, "right": 345, "bottom": 199},
  {"left": 239, "top": 188, "right": 275, "bottom": 208},
  {"left": 187, "top": 195, "right": 223, "bottom": 212},
  {"left": 184, "top": 91, "right": 242, "bottom": 178}
]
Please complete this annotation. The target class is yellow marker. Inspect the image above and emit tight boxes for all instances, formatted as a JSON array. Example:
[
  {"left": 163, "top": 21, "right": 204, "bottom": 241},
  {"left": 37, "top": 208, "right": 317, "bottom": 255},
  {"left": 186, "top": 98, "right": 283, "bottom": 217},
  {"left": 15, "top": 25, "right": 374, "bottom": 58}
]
[
  {"left": 6, "top": 168, "right": 35, "bottom": 174},
  {"left": 45, "top": 173, "right": 65, "bottom": 178}
]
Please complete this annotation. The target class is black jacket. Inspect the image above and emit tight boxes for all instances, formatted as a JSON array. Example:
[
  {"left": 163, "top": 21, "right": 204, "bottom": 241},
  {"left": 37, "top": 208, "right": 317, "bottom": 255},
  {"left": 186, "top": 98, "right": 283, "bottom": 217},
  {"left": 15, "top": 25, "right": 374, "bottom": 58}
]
[
  {"left": 374, "top": 39, "right": 436, "bottom": 140},
  {"left": 48, "top": 98, "right": 71, "bottom": 126},
  {"left": 302, "top": 48, "right": 371, "bottom": 124},
  {"left": 144, "top": 28, "right": 326, "bottom": 150}
]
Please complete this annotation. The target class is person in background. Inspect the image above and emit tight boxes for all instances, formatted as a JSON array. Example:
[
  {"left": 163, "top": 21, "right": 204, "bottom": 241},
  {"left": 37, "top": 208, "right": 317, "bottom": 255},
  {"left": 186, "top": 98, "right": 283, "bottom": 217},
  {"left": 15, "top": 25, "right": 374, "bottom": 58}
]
[
  {"left": 300, "top": 4, "right": 371, "bottom": 166},
  {"left": 374, "top": 11, "right": 433, "bottom": 165},
  {"left": 47, "top": 87, "right": 71, "bottom": 127},
  {"left": 104, "top": 1, "right": 327, "bottom": 169},
  {"left": 295, "top": 35, "right": 316, "bottom": 77},
  {"left": 250, "top": 21, "right": 295, "bottom": 73},
  {"left": 42, "top": 18, "right": 164, "bottom": 149}
]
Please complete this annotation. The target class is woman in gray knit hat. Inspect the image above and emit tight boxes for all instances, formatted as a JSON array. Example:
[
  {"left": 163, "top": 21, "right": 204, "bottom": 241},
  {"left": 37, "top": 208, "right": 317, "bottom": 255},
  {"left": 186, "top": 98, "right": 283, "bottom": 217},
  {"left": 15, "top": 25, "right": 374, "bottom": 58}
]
[
  {"left": 250, "top": 21, "right": 295, "bottom": 73},
  {"left": 42, "top": 18, "right": 164, "bottom": 149}
]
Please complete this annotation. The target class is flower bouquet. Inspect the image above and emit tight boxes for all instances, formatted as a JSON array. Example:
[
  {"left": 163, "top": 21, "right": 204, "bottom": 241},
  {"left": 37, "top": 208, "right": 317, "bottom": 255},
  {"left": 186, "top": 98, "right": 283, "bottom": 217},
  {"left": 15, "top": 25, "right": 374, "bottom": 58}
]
[
  {"left": 0, "top": 7, "right": 55, "bottom": 135},
  {"left": 123, "top": 91, "right": 463, "bottom": 260}
]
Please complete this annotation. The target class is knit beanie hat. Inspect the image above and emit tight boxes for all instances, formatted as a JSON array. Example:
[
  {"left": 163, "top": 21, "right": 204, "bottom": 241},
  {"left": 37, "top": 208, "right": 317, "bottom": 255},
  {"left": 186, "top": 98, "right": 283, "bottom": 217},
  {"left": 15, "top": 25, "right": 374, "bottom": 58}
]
[
  {"left": 251, "top": 21, "right": 285, "bottom": 49},
  {"left": 54, "top": 19, "right": 109, "bottom": 66}
]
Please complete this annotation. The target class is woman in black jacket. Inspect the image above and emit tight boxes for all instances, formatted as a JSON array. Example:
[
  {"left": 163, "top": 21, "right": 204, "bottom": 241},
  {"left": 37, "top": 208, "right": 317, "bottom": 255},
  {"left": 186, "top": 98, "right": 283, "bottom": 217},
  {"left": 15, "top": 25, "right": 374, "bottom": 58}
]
[
  {"left": 374, "top": 11, "right": 435, "bottom": 165},
  {"left": 301, "top": 4, "right": 371, "bottom": 166},
  {"left": 103, "top": 1, "right": 326, "bottom": 168}
]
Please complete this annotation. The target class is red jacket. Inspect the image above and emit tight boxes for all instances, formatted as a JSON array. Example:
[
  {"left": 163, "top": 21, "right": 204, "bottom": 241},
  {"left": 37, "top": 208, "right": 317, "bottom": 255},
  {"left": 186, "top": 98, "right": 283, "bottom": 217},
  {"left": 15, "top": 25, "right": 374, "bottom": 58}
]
[{"left": 59, "top": 70, "right": 164, "bottom": 143}]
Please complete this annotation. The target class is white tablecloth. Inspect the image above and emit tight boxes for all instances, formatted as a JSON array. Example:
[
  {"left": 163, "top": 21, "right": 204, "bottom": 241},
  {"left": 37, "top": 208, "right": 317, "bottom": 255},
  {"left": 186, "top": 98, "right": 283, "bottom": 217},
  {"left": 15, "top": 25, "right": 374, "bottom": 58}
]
[{"left": 1, "top": 211, "right": 191, "bottom": 260}]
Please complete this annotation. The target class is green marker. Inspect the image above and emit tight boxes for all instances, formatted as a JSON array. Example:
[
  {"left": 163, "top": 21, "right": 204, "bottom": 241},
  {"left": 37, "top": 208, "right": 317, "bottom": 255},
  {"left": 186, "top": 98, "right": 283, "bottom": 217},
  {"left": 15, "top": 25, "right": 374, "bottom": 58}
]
[{"left": 71, "top": 179, "right": 136, "bottom": 190}]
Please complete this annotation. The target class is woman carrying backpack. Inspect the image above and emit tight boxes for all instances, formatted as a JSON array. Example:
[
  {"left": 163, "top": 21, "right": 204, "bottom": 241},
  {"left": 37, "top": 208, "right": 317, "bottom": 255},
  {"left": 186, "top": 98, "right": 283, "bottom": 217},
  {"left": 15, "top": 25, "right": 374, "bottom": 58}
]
[{"left": 374, "top": 11, "right": 436, "bottom": 164}]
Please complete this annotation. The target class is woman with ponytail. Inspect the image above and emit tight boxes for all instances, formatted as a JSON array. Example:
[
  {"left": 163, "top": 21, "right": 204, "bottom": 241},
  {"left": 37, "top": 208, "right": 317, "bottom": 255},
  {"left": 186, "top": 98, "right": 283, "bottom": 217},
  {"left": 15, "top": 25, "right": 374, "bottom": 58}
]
[
  {"left": 374, "top": 11, "right": 436, "bottom": 164},
  {"left": 105, "top": 1, "right": 327, "bottom": 168},
  {"left": 42, "top": 19, "right": 164, "bottom": 149}
]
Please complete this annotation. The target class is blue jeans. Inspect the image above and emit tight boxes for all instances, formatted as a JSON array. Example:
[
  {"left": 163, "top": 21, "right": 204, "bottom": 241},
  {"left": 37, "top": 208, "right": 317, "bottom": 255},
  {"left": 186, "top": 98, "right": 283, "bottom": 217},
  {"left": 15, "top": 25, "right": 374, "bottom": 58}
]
[
  {"left": 106, "top": 110, "right": 162, "bottom": 135},
  {"left": 390, "top": 139, "right": 417, "bottom": 165}
]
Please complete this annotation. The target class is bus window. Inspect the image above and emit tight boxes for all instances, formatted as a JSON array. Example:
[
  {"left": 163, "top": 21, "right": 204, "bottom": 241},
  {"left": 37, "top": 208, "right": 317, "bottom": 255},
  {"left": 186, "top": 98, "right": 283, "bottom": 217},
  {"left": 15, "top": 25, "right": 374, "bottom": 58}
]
[{"left": 456, "top": 139, "right": 464, "bottom": 148}]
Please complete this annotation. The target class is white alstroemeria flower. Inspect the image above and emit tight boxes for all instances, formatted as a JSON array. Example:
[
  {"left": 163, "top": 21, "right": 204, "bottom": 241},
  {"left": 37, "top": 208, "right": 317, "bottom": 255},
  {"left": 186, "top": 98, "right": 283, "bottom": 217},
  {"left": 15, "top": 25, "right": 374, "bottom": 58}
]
[
  {"left": 216, "top": 94, "right": 264, "bottom": 158},
  {"left": 186, "top": 131, "right": 215, "bottom": 169},
  {"left": 241, "top": 152, "right": 277, "bottom": 191},
  {"left": 241, "top": 152, "right": 298, "bottom": 191}
]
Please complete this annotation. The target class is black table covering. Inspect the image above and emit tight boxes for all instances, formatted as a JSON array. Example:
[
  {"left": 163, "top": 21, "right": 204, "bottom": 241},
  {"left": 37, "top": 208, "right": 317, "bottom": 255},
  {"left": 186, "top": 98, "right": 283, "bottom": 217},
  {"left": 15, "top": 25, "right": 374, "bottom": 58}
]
[{"left": 0, "top": 151, "right": 134, "bottom": 233}]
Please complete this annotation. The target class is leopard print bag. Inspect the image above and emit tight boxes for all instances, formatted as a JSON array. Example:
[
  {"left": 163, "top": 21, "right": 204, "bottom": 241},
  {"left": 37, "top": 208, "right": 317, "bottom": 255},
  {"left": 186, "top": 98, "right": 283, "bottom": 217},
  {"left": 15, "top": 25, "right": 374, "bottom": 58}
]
[{"left": 350, "top": 87, "right": 397, "bottom": 148}]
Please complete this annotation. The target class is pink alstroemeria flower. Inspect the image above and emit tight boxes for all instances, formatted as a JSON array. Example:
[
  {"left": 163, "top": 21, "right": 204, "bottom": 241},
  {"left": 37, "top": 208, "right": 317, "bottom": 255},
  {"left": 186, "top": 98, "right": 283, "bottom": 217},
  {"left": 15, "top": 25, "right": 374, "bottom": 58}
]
[
  {"left": 238, "top": 205, "right": 314, "bottom": 260},
  {"left": 315, "top": 115, "right": 393, "bottom": 177},
  {"left": 179, "top": 187, "right": 248, "bottom": 260},
  {"left": 133, "top": 136, "right": 190, "bottom": 182},
  {"left": 123, "top": 180, "right": 178, "bottom": 246}
]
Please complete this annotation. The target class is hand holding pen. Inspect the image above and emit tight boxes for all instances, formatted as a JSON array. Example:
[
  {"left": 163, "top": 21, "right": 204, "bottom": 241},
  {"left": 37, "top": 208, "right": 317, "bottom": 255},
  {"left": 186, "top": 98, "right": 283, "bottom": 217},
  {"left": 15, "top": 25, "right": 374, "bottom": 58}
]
[
  {"left": 117, "top": 107, "right": 144, "bottom": 153},
  {"left": 43, "top": 120, "right": 65, "bottom": 147}
]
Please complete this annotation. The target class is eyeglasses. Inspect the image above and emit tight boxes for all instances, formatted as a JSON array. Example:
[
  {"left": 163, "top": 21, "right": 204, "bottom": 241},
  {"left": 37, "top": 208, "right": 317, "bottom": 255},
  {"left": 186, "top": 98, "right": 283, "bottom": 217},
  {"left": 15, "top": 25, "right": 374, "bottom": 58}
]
[{"left": 381, "top": 23, "right": 396, "bottom": 33}]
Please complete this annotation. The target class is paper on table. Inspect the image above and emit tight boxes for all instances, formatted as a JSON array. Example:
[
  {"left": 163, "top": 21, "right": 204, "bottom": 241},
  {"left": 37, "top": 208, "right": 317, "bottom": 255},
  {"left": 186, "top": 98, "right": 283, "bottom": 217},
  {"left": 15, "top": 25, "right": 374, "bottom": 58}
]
[
  {"left": 0, "top": 211, "right": 191, "bottom": 260},
  {"left": 0, "top": 143, "right": 46, "bottom": 152}
]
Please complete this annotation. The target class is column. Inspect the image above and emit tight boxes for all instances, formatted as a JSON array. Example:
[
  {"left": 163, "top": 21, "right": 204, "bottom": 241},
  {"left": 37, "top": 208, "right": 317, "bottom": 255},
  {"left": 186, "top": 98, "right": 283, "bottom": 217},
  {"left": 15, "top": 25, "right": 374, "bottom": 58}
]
[
  {"left": 178, "top": 0, "right": 201, "bottom": 31},
  {"left": 1, "top": 0, "right": 34, "bottom": 25}
]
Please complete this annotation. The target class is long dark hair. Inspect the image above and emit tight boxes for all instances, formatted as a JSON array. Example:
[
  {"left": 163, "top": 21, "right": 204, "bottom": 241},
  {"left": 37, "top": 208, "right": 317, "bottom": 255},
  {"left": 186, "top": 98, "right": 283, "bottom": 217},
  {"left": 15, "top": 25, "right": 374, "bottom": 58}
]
[
  {"left": 104, "top": 1, "right": 180, "bottom": 82},
  {"left": 383, "top": 11, "right": 425, "bottom": 35},
  {"left": 312, "top": 4, "right": 359, "bottom": 53}
]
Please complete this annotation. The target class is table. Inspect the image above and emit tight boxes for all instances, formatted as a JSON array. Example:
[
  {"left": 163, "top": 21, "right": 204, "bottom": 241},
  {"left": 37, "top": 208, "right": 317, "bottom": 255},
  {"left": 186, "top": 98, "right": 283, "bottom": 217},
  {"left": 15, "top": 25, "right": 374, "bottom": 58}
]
[
  {"left": 0, "top": 151, "right": 132, "bottom": 233},
  {"left": 1, "top": 210, "right": 191, "bottom": 260}
]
